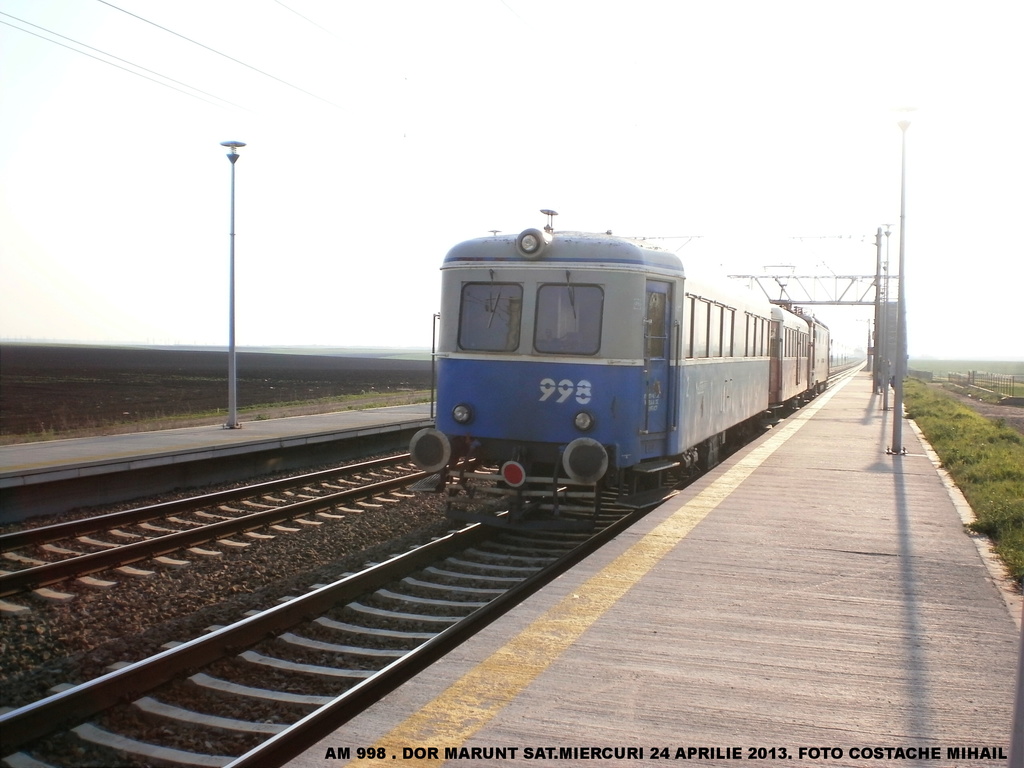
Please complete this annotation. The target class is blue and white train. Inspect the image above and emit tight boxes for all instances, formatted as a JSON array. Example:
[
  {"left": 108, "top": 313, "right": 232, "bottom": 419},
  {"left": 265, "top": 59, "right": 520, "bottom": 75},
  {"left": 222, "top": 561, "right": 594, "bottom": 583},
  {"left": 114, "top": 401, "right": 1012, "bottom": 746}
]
[{"left": 410, "top": 216, "right": 830, "bottom": 526}]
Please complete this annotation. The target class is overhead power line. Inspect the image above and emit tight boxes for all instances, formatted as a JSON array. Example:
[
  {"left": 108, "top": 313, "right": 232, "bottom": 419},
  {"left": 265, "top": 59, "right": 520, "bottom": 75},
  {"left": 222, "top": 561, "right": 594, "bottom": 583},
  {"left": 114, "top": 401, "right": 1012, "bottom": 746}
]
[
  {"left": 0, "top": 17, "right": 229, "bottom": 108},
  {"left": 95, "top": 0, "right": 341, "bottom": 108},
  {"left": 0, "top": 11, "right": 243, "bottom": 109},
  {"left": 273, "top": 0, "right": 339, "bottom": 38}
]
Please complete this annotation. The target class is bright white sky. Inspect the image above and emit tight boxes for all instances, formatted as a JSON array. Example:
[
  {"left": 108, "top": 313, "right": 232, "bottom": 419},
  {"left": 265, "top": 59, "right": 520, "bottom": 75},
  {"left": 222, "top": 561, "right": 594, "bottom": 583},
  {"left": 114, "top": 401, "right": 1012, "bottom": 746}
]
[{"left": 1, "top": 1, "right": 1021, "bottom": 359}]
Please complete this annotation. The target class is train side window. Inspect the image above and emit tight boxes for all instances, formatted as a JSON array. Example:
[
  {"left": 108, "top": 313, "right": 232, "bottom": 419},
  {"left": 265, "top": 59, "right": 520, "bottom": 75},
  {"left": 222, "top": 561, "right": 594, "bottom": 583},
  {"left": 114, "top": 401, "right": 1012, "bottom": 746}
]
[
  {"left": 693, "top": 300, "right": 709, "bottom": 357},
  {"left": 646, "top": 288, "right": 668, "bottom": 359},
  {"left": 534, "top": 283, "right": 603, "bottom": 355},
  {"left": 686, "top": 296, "right": 696, "bottom": 358},
  {"left": 724, "top": 308, "right": 734, "bottom": 357},
  {"left": 710, "top": 304, "right": 722, "bottom": 357},
  {"left": 458, "top": 282, "right": 523, "bottom": 352}
]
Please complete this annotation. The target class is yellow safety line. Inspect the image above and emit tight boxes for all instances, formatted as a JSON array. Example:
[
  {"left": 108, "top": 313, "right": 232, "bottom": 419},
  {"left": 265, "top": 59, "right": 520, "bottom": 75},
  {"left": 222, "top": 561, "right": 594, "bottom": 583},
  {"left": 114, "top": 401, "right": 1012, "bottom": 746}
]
[{"left": 343, "top": 377, "right": 852, "bottom": 767}]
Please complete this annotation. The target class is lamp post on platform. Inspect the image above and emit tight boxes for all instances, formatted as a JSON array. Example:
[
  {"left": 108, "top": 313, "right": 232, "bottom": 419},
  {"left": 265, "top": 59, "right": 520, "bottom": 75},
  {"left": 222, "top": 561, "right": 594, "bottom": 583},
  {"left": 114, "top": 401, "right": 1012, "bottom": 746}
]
[
  {"left": 221, "top": 140, "right": 246, "bottom": 429},
  {"left": 888, "top": 120, "right": 910, "bottom": 455},
  {"left": 872, "top": 227, "right": 883, "bottom": 391},
  {"left": 881, "top": 226, "right": 891, "bottom": 412}
]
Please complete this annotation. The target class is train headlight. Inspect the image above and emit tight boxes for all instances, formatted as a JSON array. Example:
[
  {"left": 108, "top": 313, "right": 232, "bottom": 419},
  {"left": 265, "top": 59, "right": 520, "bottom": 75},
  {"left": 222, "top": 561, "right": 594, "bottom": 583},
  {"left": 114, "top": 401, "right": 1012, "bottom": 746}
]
[
  {"left": 452, "top": 403, "right": 473, "bottom": 424},
  {"left": 520, "top": 232, "right": 541, "bottom": 251},
  {"left": 516, "top": 228, "right": 551, "bottom": 259},
  {"left": 573, "top": 411, "right": 595, "bottom": 431}
]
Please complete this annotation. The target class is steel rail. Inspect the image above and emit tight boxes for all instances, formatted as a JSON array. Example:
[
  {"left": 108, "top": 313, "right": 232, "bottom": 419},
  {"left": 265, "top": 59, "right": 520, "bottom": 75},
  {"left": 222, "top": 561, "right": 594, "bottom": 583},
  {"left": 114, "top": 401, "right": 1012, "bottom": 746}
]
[
  {"left": 0, "top": 520, "right": 493, "bottom": 754},
  {"left": 828, "top": 362, "right": 863, "bottom": 383},
  {"left": 0, "top": 454, "right": 412, "bottom": 551},
  {"left": 0, "top": 502, "right": 649, "bottom": 763},
  {"left": 225, "top": 502, "right": 647, "bottom": 768},
  {"left": 0, "top": 470, "right": 426, "bottom": 598}
]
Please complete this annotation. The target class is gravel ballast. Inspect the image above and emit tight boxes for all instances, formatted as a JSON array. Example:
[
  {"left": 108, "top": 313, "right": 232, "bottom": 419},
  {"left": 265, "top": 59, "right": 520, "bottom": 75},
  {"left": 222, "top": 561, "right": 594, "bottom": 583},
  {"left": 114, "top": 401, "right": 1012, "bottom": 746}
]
[{"left": 1, "top": 477, "right": 452, "bottom": 711}]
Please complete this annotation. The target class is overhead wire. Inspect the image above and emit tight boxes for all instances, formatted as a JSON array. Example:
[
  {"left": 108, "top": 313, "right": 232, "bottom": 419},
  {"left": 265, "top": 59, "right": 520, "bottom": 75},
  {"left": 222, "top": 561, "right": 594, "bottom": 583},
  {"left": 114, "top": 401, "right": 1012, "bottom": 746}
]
[
  {"left": 0, "top": 17, "right": 225, "bottom": 108},
  {"left": 497, "top": 0, "right": 532, "bottom": 28},
  {"left": 0, "top": 11, "right": 245, "bottom": 110},
  {"left": 272, "top": 0, "right": 339, "bottom": 39},
  {"left": 94, "top": 0, "right": 342, "bottom": 108}
]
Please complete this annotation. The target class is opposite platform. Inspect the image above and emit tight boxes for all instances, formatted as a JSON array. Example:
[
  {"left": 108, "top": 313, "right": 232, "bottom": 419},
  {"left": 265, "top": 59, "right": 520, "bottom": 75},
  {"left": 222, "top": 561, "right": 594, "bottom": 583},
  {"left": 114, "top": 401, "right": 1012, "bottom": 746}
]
[
  {"left": 0, "top": 404, "right": 433, "bottom": 519},
  {"left": 290, "top": 372, "right": 1021, "bottom": 767}
]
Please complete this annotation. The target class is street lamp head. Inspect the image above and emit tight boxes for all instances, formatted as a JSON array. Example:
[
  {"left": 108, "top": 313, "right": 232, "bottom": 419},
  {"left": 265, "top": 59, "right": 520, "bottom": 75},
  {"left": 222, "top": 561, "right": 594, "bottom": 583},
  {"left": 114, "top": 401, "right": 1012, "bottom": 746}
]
[
  {"left": 898, "top": 120, "right": 911, "bottom": 132},
  {"left": 221, "top": 140, "right": 245, "bottom": 166}
]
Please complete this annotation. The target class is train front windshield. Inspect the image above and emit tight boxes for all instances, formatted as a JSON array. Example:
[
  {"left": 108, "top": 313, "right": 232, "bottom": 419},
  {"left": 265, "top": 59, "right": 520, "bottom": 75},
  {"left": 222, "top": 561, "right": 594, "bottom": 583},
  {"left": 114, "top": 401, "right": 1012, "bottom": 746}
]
[
  {"left": 457, "top": 281, "right": 603, "bottom": 356},
  {"left": 458, "top": 283, "right": 523, "bottom": 351},
  {"left": 534, "top": 284, "right": 603, "bottom": 355}
]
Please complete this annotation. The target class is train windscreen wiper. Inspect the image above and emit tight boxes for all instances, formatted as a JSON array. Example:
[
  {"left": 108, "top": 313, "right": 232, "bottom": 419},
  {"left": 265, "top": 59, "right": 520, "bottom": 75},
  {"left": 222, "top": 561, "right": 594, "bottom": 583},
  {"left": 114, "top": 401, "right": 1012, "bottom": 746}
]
[{"left": 487, "top": 288, "right": 502, "bottom": 328}]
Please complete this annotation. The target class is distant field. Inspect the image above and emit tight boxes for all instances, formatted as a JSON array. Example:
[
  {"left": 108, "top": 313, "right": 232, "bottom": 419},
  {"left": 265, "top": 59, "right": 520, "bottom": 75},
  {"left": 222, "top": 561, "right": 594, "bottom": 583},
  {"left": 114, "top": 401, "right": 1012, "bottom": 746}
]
[
  {"left": 909, "top": 359, "right": 1024, "bottom": 399},
  {"left": 909, "top": 359, "right": 1024, "bottom": 376},
  {"left": 0, "top": 344, "right": 433, "bottom": 438},
  {"left": 206, "top": 345, "right": 432, "bottom": 361}
]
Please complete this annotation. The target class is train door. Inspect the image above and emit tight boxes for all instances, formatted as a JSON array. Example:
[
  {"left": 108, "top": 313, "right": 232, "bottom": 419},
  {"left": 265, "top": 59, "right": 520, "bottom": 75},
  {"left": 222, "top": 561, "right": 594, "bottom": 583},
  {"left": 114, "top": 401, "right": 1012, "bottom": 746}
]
[
  {"left": 643, "top": 281, "right": 672, "bottom": 439},
  {"left": 808, "top": 328, "right": 817, "bottom": 387},
  {"left": 794, "top": 331, "right": 802, "bottom": 391},
  {"left": 794, "top": 330, "right": 801, "bottom": 388},
  {"left": 768, "top": 320, "right": 780, "bottom": 404}
]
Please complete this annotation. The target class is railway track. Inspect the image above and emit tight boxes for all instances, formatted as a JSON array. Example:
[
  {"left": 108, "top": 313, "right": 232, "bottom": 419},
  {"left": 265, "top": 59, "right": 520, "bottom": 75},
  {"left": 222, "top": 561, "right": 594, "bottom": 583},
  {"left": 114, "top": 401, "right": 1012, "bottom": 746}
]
[
  {"left": 1, "top": 367, "right": 863, "bottom": 766},
  {"left": 0, "top": 496, "right": 650, "bottom": 768},
  {"left": 0, "top": 455, "right": 424, "bottom": 602}
]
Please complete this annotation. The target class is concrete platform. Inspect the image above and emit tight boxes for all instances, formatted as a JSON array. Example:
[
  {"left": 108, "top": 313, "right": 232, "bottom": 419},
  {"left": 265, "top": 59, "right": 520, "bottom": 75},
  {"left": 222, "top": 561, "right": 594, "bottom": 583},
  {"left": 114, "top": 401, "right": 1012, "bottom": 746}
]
[
  {"left": 288, "top": 373, "right": 1022, "bottom": 767},
  {"left": 0, "top": 404, "right": 433, "bottom": 520}
]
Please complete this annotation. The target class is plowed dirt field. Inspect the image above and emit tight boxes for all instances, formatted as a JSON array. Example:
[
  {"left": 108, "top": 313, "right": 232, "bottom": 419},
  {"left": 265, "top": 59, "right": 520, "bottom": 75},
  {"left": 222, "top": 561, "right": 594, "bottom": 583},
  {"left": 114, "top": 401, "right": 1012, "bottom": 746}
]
[{"left": 1, "top": 344, "right": 432, "bottom": 441}]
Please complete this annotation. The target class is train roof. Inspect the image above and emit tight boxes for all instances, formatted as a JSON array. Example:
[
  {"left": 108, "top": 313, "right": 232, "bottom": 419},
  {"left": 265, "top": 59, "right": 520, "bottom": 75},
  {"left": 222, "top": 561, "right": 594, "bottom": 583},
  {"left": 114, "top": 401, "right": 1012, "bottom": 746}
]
[
  {"left": 443, "top": 230, "right": 685, "bottom": 274},
  {"left": 771, "top": 304, "right": 807, "bottom": 326},
  {"left": 771, "top": 304, "right": 830, "bottom": 330}
]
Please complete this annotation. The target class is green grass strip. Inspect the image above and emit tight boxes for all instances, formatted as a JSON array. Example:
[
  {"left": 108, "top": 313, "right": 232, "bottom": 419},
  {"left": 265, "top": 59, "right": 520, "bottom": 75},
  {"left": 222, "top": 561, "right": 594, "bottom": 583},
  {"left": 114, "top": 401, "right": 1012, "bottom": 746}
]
[{"left": 904, "top": 379, "right": 1024, "bottom": 581}]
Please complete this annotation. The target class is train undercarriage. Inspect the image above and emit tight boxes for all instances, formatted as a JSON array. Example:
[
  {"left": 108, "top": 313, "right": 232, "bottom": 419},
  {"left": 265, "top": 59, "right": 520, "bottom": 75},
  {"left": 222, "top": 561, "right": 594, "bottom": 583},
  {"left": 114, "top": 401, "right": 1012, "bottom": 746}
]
[{"left": 411, "top": 413, "right": 768, "bottom": 530}]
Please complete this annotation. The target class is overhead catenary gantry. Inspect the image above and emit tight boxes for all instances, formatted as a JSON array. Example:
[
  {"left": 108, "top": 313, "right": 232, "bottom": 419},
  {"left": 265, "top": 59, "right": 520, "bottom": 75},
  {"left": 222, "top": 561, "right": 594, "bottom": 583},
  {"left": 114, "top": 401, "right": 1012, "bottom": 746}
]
[
  {"left": 728, "top": 226, "right": 900, "bottom": 402},
  {"left": 726, "top": 271, "right": 883, "bottom": 306}
]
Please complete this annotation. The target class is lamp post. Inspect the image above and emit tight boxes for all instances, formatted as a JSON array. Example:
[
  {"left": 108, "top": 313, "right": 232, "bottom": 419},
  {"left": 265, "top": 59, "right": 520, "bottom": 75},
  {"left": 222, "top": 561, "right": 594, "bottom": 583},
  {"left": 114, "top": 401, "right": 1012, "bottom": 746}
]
[
  {"left": 873, "top": 226, "right": 883, "bottom": 391},
  {"left": 221, "top": 140, "right": 246, "bottom": 429},
  {"left": 881, "top": 225, "right": 891, "bottom": 413},
  {"left": 889, "top": 120, "right": 910, "bottom": 455}
]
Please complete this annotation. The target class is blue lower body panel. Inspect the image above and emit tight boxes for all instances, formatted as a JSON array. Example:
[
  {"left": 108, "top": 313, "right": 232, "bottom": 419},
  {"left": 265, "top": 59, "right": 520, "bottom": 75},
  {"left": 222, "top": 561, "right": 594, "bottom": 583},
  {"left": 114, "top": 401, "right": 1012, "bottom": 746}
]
[{"left": 435, "top": 357, "right": 650, "bottom": 470}]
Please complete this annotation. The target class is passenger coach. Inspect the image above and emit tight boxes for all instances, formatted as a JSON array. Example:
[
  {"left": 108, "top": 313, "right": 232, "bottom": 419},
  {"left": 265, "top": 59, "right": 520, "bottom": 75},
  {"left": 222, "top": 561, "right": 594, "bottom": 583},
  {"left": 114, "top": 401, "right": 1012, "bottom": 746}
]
[{"left": 768, "top": 306, "right": 831, "bottom": 413}]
